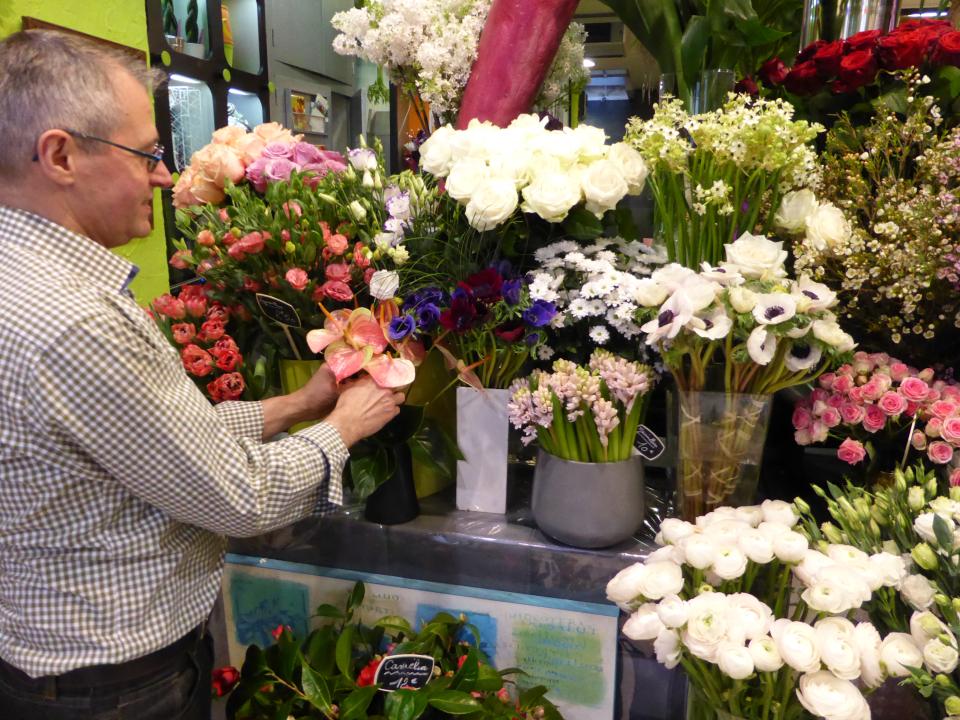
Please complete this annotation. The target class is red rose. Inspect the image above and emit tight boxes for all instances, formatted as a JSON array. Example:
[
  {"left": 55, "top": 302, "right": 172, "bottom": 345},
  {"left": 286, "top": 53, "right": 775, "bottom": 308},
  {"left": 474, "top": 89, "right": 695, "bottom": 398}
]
[
  {"left": 207, "top": 372, "right": 245, "bottom": 402},
  {"left": 356, "top": 658, "right": 381, "bottom": 687},
  {"left": 896, "top": 18, "right": 952, "bottom": 34},
  {"left": 932, "top": 31, "right": 960, "bottom": 67},
  {"left": 319, "top": 280, "right": 354, "bottom": 302},
  {"left": 734, "top": 76, "right": 759, "bottom": 96},
  {"left": 783, "top": 60, "right": 822, "bottom": 95},
  {"left": 181, "top": 344, "right": 214, "bottom": 377},
  {"left": 758, "top": 57, "right": 789, "bottom": 87},
  {"left": 153, "top": 293, "right": 186, "bottom": 320},
  {"left": 325, "top": 262, "right": 351, "bottom": 282},
  {"left": 845, "top": 29, "right": 883, "bottom": 52},
  {"left": 198, "top": 319, "right": 225, "bottom": 343},
  {"left": 231, "top": 304, "right": 251, "bottom": 322},
  {"left": 877, "top": 31, "right": 928, "bottom": 70},
  {"left": 171, "top": 323, "right": 196, "bottom": 345},
  {"left": 796, "top": 40, "right": 828, "bottom": 63},
  {"left": 836, "top": 48, "right": 878, "bottom": 91},
  {"left": 813, "top": 40, "right": 845, "bottom": 78},
  {"left": 211, "top": 666, "right": 240, "bottom": 697}
]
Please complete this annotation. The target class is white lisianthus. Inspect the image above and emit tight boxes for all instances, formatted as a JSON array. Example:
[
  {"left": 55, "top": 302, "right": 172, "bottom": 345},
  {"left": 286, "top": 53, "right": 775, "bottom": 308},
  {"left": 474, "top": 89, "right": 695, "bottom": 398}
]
[
  {"left": 924, "top": 639, "right": 959, "bottom": 673},
  {"left": 654, "top": 627, "right": 681, "bottom": 669},
  {"left": 797, "top": 671, "right": 870, "bottom": 720},
  {"left": 680, "top": 534, "right": 717, "bottom": 569},
  {"left": 854, "top": 622, "right": 885, "bottom": 689},
  {"left": 825, "top": 544, "right": 869, "bottom": 565},
  {"left": 348, "top": 200, "right": 367, "bottom": 222},
  {"left": 717, "top": 642, "right": 755, "bottom": 680},
  {"left": 623, "top": 603, "right": 665, "bottom": 641},
  {"left": 812, "top": 319, "right": 857, "bottom": 352},
  {"left": 637, "top": 561, "right": 684, "bottom": 601},
  {"left": 723, "top": 233, "right": 788, "bottom": 280},
  {"left": 775, "top": 621, "right": 821, "bottom": 672},
  {"left": 910, "top": 610, "right": 953, "bottom": 648},
  {"left": 520, "top": 171, "right": 582, "bottom": 223},
  {"left": 727, "top": 593, "right": 773, "bottom": 640},
  {"left": 880, "top": 633, "right": 924, "bottom": 677},
  {"left": 580, "top": 159, "right": 629, "bottom": 217},
  {"left": 775, "top": 188, "right": 819, "bottom": 233},
  {"left": 761, "top": 500, "right": 799, "bottom": 527},
  {"left": 772, "top": 530, "right": 809, "bottom": 563},
  {"left": 367, "top": 270, "right": 400, "bottom": 300},
  {"left": 901, "top": 574, "right": 938, "bottom": 610},
  {"left": 656, "top": 594, "right": 689, "bottom": 628},
  {"left": 712, "top": 545, "right": 749, "bottom": 580},
  {"left": 418, "top": 125, "right": 455, "bottom": 176},
  {"left": 606, "top": 562, "right": 646, "bottom": 609},
  {"left": 738, "top": 529, "right": 774, "bottom": 564},
  {"left": 749, "top": 636, "right": 784, "bottom": 672},
  {"left": 606, "top": 142, "right": 649, "bottom": 194},
  {"left": 464, "top": 178, "right": 519, "bottom": 231},
  {"left": 914, "top": 512, "right": 950, "bottom": 544},
  {"left": 747, "top": 326, "right": 776, "bottom": 365},
  {"left": 659, "top": 518, "right": 696, "bottom": 545},
  {"left": 444, "top": 157, "right": 489, "bottom": 201},
  {"left": 868, "top": 552, "right": 907, "bottom": 589},
  {"left": 805, "top": 203, "right": 852, "bottom": 254}
]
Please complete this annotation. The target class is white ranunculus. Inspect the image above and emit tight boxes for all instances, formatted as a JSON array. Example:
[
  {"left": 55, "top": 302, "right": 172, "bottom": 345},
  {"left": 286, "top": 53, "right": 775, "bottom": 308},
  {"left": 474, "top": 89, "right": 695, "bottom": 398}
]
[
  {"left": 660, "top": 518, "right": 697, "bottom": 545},
  {"left": 683, "top": 593, "right": 730, "bottom": 662},
  {"left": 367, "top": 270, "right": 400, "bottom": 300},
  {"left": 656, "top": 594, "right": 689, "bottom": 628},
  {"left": 701, "top": 518, "right": 752, "bottom": 546},
  {"left": 445, "top": 157, "right": 489, "bottom": 201},
  {"left": 757, "top": 520, "right": 791, "bottom": 540},
  {"left": 520, "top": 171, "right": 583, "bottom": 223},
  {"left": 776, "top": 621, "right": 821, "bottom": 673},
  {"left": 623, "top": 603, "right": 665, "bottom": 641},
  {"left": 646, "top": 545, "right": 683, "bottom": 565},
  {"left": 632, "top": 278, "right": 669, "bottom": 308},
  {"left": 825, "top": 544, "right": 869, "bottom": 565},
  {"left": 681, "top": 534, "right": 717, "bottom": 570},
  {"left": 775, "top": 188, "right": 819, "bottom": 233},
  {"left": 901, "top": 574, "right": 938, "bottom": 610},
  {"left": 772, "top": 530, "right": 809, "bottom": 563},
  {"left": 728, "top": 286, "right": 758, "bottom": 314},
  {"left": 654, "top": 627, "right": 681, "bottom": 669},
  {"left": 717, "top": 641, "right": 755, "bottom": 680},
  {"left": 812, "top": 319, "right": 857, "bottom": 352},
  {"left": 880, "top": 632, "right": 924, "bottom": 677},
  {"left": 815, "top": 617, "right": 856, "bottom": 648},
  {"left": 761, "top": 499, "right": 799, "bottom": 527},
  {"left": 814, "top": 564, "right": 872, "bottom": 606},
  {"left": 854, "top": 622, "right": 885, "bottom": 689},
  {"left": 723, "top": 233, "right": 788, "bottom": 280},
  {"left": 607, "top": 142, "right": 649, "bottom": 194},
  {"left": 747, "top": 326, "right": 776, "bottom": 365},
  {"left": 638, "top": 561, "right": 684, "bottom": 601},
  {"left": 734, "top": 505, "right": 764, "bottom": 526},
  {"left": 797, "top": 671, "right": 870, "bottom": 720},
  {"left": 712, "top": 545, "right": 749, "bottom": 580},
  {"left": 924, "top": 638, "right": 959, "bottom": 673},
  {"left": 805, "top": 203, "right": 852, "bottom": 254},
  {"left": 738, "top": 529, "right": 774, "bottom": 564},
  {"left": 795, "top": 550, "right": 835, "bottom": 586},
  {"left": 465, "top": 178, "right": 519, "bottom": 231},
  {"left": 802, "top": 580, "right": 856, "bottom": 614},
  {"left": 749, "top": 636, "right": 784, "bottom": 672},
  {"left": 727, "top": 593, "right": 773, "bottom": 640},
  {"left": 816, "top": 622, "right": 861, "bottom": 681},
  {"left": 580, "top": 159, "right": 629, "bottom": 217},
  {"left": 417, "top": 125, "right": 455, "bottom": 176},
  {"left": 606, "top": 562, "right": 647, "bottom": 609},
  {"left": 868, "top": 552, "right": 907, "bottom": 590}
]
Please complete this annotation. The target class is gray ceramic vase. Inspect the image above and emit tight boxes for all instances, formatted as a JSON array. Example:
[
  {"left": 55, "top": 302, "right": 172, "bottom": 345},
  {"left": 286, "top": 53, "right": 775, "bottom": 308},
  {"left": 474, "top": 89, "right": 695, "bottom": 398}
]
[{"left": 531, "top": 449, "right": 645, "bottom": 549}]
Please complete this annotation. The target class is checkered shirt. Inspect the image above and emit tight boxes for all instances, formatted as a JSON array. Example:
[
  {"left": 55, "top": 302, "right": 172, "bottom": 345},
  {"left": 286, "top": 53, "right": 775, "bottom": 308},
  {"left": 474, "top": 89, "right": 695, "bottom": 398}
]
[{"left": 0, "top": 206, "right": 347, "bottom": 677}]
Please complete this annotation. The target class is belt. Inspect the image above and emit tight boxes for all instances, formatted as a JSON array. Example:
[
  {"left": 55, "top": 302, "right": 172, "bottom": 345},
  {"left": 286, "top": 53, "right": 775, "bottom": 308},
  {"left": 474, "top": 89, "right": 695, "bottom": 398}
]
[{"left": 0, "top": 623, "right": 207, "bottom": 698}]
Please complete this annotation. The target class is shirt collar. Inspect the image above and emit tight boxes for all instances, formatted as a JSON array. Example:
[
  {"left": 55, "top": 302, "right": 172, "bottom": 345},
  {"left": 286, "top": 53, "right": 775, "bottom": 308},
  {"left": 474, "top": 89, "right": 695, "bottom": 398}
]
[{"left": 0, "top": 205, "right": 139, "bottom": 294}]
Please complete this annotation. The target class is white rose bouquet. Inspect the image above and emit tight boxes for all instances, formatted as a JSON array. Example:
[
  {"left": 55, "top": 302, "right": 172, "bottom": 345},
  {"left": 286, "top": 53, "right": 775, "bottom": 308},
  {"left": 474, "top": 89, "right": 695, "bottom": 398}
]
[
  {"left": 633, "top": 233, "right": 855, "bottom": 518},
  {"left": 624, "top": 94, "right": 822, "bottom": 270},
  {"left": 607, "top": 500, "right": 907, "bottom": 720}
]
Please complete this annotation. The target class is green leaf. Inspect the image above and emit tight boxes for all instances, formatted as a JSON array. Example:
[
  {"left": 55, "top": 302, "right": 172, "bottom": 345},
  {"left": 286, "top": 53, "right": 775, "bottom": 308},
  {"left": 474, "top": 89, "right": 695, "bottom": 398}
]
[
  {"left": 347, "top": 581, "right": 366, "bottom": 618},
  {"left": 450, "top": 648, "right": 479, "bottom": 691},
  {"left": 718, "top": 0, "right": 758, "bottom": 22},
  {"left": 301, "top": 659, "right": 334, "bottom": 714},
  {"left": 474, "top": 662, "right": 503, "bottom": 692},
  {"left": 736, "top": 17, "right": 790, "bottom": 47},
  {"left": 561, "top": 207, "right": 603, "bottom": 240},
  {"left": 313, "top": 603, "right": 345, "bottom": 620},
  {"left": 518, "top": 685, "right": 549, "bottom": 707},
  {"left": 305, "top": 626, "right": 337, "bottom": 675},
  {"left": 375, "top": 616, "right": 414, "bottom": 637},
  {"left": 680, "top": 15, "right": 710, "bottom": 84},
  {"left": 348, "top": 447, "right": 390, "bottom": 501},
  {"left": 826, "top": 481, "right": 845, "bottom": 501},
  {"left": 385, "top": 689, "right": 430, "bottom": 720},
  {"left": 340, "top": 685, "right": 380, "bottom": 720},
  {"left": 934, "top": 514, "right": 954, "bottom": 551},
  {"left": 336, "top": 624, "right": 356, "bottom": 679},
  {"left": 427, "top": 690, "right": 483, "bottom": 714}
]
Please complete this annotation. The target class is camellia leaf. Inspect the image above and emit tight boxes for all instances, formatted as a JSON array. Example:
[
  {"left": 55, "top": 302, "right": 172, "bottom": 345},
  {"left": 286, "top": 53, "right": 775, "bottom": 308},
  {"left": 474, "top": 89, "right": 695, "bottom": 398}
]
[
  {"left": 374, "top": 615, "right": 414, "bottom": 636},
  {"left": 313, "top": 603, "right": 345, "bottom": 620},
  {"left": 301, "top": 659, "right": 334, "bottom": 714},
  {"left": 335, "top": 624, "right": 356, "bottom": 679},
  {"left": 427, "top": 690, "right": 482, "bottom": 714},
  {"left": 346, "top": 581, "right": 365, "bottom": 618},
  {"left": 450, "top": 648, "right": 479, "bottom": 691},
  {"left": 519, "top": 684, "right": 549, "bottom": 707},
  {"left": 384, "top": 688, "right": 429, "bottom": 720},
  {"left": 339, "top": 685, "right": 379, "bottom": 720},
  {"left": 474, "top": 662, "right": 503, "bottom": 692}
]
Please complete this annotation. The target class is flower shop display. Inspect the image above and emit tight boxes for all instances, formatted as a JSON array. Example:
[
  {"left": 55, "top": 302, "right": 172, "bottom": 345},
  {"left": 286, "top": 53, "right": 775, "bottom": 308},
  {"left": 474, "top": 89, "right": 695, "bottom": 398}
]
[
  {"left": 606, "top": 499, "right": 908, "bottom": 720},
  {"left": 623, "top": 94, "right": 823, "bottom": 269},
  {"left": 633, "top": 233, "right": 855, "bottom": 519},
  {"left": 330, "top": 0, "right": 587, "bottom": 128},
  {"left": 509, "top": 351, "right": 657, "bottom": 547},
  {"left": 223, "top": 581, "right": 564, "bottom": 719},
  {"left": 787, "top": 83, "right": 960, "bottom": 369}
]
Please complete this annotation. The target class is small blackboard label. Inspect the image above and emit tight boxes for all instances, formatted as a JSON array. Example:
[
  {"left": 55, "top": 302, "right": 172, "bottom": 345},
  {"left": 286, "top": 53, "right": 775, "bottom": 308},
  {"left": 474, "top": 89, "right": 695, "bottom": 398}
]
[
  {"left": 374, "top": 654, "right": 435, "bottom": 692},
  {"left": 635, "top": 424, "right": 665, "bottom": 461},
  {"left": 256, "top": 293, "right": 301, "bottom": 327}
]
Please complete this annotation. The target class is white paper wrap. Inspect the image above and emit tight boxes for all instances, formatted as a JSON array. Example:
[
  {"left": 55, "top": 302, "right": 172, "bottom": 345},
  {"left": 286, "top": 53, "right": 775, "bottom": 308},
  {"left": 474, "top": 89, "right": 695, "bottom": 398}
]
[{"left": 456, "top": 387, "right": 510, "bottom": 513}]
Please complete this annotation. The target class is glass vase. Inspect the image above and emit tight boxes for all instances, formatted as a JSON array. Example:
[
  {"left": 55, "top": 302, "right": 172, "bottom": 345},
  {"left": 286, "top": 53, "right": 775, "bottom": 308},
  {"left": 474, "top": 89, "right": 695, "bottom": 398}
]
[
  {"left": 800, "top": 0, "right": 900, "bottom": 46},
  {"left": 659, "top": 69, "right": 735, "bottom": 114},
  {"left": 674, "top": 391, "right": 773, "bottom": 521}
]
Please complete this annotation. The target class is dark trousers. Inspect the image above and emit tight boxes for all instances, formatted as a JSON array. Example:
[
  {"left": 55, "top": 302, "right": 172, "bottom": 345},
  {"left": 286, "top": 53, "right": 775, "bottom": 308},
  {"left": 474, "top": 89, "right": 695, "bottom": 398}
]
[{"left": 0, "top": 631, "right": 213, "bottom": 720}]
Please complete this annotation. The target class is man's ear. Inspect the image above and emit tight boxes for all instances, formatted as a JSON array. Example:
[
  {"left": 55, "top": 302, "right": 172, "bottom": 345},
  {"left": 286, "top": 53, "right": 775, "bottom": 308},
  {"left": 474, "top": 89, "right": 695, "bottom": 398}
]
[{"left": 34, "top": 130, "right": 77, "bottom": 187}]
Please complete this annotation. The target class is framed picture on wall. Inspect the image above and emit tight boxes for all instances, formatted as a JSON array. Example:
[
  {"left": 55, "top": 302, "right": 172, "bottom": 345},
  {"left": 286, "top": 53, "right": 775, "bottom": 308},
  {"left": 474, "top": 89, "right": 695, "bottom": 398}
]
[{"left": 284, "top": 88, "right": 329, "bottom": 135}]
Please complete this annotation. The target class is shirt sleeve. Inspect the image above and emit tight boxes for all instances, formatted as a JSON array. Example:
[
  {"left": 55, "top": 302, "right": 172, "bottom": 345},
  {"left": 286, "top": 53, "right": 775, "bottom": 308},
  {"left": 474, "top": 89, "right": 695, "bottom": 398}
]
[{"left": 25, "top": 307, "right": 348, "bottom": 538}]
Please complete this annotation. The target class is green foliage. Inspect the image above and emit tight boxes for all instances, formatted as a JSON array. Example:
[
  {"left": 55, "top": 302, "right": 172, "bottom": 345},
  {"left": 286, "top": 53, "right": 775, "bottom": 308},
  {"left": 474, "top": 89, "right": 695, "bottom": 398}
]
[
  {"left": 184, "top": 0, "right": 199, "bottom": 43},
  {"left": 224, "top": 582, "right": 565, "bottom": 720},
  {"left": 161, "top": 0, "right": 178, "bottom": 37}
]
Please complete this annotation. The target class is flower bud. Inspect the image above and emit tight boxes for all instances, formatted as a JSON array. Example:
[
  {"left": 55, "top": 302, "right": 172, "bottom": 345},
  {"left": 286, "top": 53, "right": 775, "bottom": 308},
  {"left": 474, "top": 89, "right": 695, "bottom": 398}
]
[
  {"left": 945, "top": 696, "right": 960, "bottom": 714},
  {"left": 950, "top": 486, "right": 960, "bottom": 503},
  {"left": 812, "top": 485, "right": 828, "bottom": 499},
  {"left": 816, "top": 539, "right": 831, "bottom": 554},
  {"left": 349, "top": 200, "right": 367, "bottom": 221},
  {"left": 284, "top": 241, "right": 296, "bottom": 254},
  {"left": 926, "top": 477, "right": 939, "bottom": 500},
  {"left": 909, "top": 486, "right": 926, "bottom": 511},
  {"left": 913, "top": 543, "right": 939, "bottom": 571},
  {"left": 950, "top": 597, "right": 960, "bottom": 614},
  {"left": 895, "top": 469, "right": 908, "bottom": 492},
  {"left": 821, "top": 522, "right": 844, "bottom": 545},
  {"left": 871, "top": 506, "right": 888, "bottom": 526},
  {"left": 231, "top": 227, "right": 242, "bottom": 237},
  {"left": 869, "top": 519, "right": 882, "bottom": 538},
  {"left": 854, "top": 497, "right": 872, "bottom": 522},
  {"left": 317, "top": 193, "right": 338, "bottom": 204},
  {"left": 362, "top": 170, "right": 374, "bottom": 188},
  {"left": 939, "top": 632, "right": 955, "bottom": 646},
  {"left": 838, "top": 497, "right": 858, "bottom": 523},
  {"left": 373, "top": 171, "right": 383, "bottom": 190},
  {"left": 697, "top": 583, "right": 714, "bottom": 595},
  {"left": 936, "top": 674, "right": 952, "bottom": 689},
  {"left": 794, "top": 498, "right": 811, "bottom": 515}
]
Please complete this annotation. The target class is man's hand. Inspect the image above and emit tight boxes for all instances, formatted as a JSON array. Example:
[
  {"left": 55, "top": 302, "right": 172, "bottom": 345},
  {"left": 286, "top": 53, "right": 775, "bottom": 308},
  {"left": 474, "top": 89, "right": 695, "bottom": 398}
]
[
  {"left": 325, "top": 377, "right": 405, "bottom": 448},
  {"left": 260, "top": 364, "right": 341, "bottom": 439}
]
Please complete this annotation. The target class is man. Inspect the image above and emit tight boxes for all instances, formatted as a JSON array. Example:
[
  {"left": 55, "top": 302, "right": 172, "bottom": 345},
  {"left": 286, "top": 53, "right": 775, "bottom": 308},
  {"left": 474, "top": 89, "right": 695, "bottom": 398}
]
[{"left": 0, "top": 30, "right": 403, "bottom": 718}]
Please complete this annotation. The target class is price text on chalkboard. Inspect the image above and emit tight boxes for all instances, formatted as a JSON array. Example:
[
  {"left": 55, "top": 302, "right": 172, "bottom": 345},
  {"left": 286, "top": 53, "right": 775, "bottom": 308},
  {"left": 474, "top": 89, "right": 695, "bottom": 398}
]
[
  {"left": 634, "top": 424, "right": 665, "bottom": 461},
  {"left": 256, "top": 293, "right": 301, "bottom": 328},
  {"left": 374, "top": 654, "right": 436, "bottom": 692}
]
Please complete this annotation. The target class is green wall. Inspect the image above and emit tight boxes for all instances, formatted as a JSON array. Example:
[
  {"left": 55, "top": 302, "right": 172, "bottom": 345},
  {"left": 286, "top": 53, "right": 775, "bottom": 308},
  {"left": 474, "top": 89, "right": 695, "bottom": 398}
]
[{"left": 0, "top": 0, "right": 169, "bottom": 304}]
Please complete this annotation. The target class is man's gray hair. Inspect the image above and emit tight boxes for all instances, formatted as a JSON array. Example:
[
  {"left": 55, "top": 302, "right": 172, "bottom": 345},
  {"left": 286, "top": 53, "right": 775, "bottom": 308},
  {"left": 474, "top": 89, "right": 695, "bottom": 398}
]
[{"left": 0, "top": 30, "right": 167, "bottom": 177}]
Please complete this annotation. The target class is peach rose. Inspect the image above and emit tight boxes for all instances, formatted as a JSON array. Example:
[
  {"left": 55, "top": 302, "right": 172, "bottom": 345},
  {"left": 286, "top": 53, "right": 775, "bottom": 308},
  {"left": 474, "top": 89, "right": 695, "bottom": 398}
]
[
  {"left": 212, "top": 126, "right": 248, "bottom": 147},
  {"left": 253, "top": 122, "right": 301, "bottom": 146},
  {"left": 191, "top": 143, "right": 246, "bottom": 187}
]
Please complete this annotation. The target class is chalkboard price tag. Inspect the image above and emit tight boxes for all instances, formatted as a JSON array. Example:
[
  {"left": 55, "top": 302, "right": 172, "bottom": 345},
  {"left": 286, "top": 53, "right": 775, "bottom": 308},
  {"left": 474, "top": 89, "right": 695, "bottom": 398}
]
[
  {"left": 256, "top": 293, "right": 301, "bottom": 328},
  {"left": 634, "top": 424, "right": 665, "bottom": 461},
  {"left": 374, "top": 654, "right": 436, "bottom": 692}
]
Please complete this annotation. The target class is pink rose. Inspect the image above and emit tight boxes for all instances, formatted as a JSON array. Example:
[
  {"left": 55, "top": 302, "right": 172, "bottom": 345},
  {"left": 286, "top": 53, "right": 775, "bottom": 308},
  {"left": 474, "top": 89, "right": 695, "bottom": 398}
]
[
  {"left": 810, "top": 421, "right": 829, "bottom": 443},
  {"left": 878, "top": 391, "right": 908, "bottom": 416},
  {"left": 833, "top": 374, "right": 854, "bottom": 394},
  {"left": 932, "top": 400, "right": 958, "bottom": 419},
  {"left": 928, "top": 440, "right": 954, "bottom": 465},
  {"left": 912, "top": 431, "right": 928, "bottom": 451},
  {"left": 326, "top": 233, "right": 349, "bottom": 255},
  {"left": 852, "top": 353, "right": 873, "bottom": 374},
  {"left": 191, "top": 143, "right": 246, "bottom": 186},
  {"left": 253, "top": 122, "right": 299, "bottom": 145},
  {"left": 291, "top": 141, "right": 325, "bottom": 166},
  {"left": 261, "top": 141, "right": 295, "bottom": 160},
  {"left": 826, "top": 393, "right": 844, "bottom": 408},
  {"left": 873, "top": 374, "right": 893, "bottom": 394},
  {"left": 196, "top": 229, "right": 216, "bottom": 247},
  {"left": 792, "top": 406, "right": 813, "bottom": 430},
  {"left": 819, "top": 372, "right": 836, "bottom": 390},
  {"left": 861, "top": 379, "right": 883, "bottom": 401},
  {"left": 211, "top": 125, "right": 248, "bottom": 147},
  {"left": 950, "top": 468, "right": 960, "bottom": 487},
  {"left": 810, "top": 388, "right": 830, "bottom": 404},
  {"left": 901, "top": 376, "right": 931, "bottom": 401},
  {"left": 325, "top": 263, "right": 351, "bottom": 282},
  {"left": 242, "top": 277, "right": 262, "bottom": 292},
  {"left": 795, "top": 428, "right": 813, "bottom": 445},
  {"left": 319, "top": 280, "right": 354, "bottom": 301},
  {"left": 927, "top": 417, "right": 944, "bottom": 438},
  {"left": 364, "top": 267, "right": 375, "bottom": 284},
  {"left": 941, "top": 416, "right": 960, "bottom": 444},
  {"left": 889, "top": 362, "right": 910, "bottom": 381},
  {"left": 285, "top": 268, "right": 309, "bottom": 292},
  {"left": 848, "top": 387, "right": 865, "bottom": 404},
  {"left": 837, "top": 438, "right": 867, "bottom": 465},
  {"left": 821, "top": 407, "right": 841, "bottom": 428},
  {"left": 862, "top": 405, "right": 887, "bottom": 433},
  {"left": 869, "top": 352, "right": 890, "bottom": 367},
  {"left": 840, "top": 403, "right": 865, "bottom": 425}
]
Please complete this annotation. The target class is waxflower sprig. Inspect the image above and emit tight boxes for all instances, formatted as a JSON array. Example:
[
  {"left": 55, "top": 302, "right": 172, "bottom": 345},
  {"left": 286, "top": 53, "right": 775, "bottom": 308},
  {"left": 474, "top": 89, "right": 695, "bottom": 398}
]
[{"left": 508, "top": 350, "right": 656, "bottom": 463}]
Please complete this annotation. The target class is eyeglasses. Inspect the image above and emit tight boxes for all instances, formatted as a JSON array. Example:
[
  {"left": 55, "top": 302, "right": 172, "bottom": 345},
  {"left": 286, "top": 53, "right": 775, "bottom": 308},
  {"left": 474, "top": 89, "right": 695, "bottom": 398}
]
[{"left": 32, "top": 129, "right": 165, "bottom": 172}]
